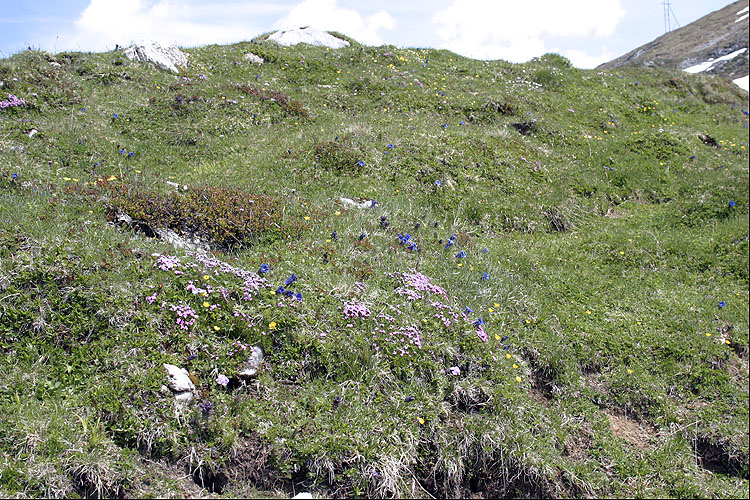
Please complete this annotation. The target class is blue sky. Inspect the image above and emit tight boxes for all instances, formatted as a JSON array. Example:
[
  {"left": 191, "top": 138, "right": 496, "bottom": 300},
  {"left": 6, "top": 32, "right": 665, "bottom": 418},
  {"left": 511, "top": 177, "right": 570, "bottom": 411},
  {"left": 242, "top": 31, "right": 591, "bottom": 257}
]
[{"left": 0, "top": 0, "right": 738, "bottom": 68}]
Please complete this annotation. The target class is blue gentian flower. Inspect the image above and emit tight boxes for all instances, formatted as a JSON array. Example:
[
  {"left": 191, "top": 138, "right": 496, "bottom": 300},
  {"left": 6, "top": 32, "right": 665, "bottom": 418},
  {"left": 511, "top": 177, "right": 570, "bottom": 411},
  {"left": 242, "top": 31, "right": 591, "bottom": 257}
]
[
  {"left": 357, "top": 160, "right": 365, "bottom": 167},
  {"left": 501, "top": 335, "right": 509, "bottom": 342},
  {"left": 258, "top": 264, "right": 269, "bottom": 274},
  {"left": 456, "top": 250, "right": 466, "bottom": 258},
  {"left": 276, "top": 286, "right": 286, "bottom": 295},
  {"left": 128, "top": 151, "right": 134, "bottom": 157},
  {"left": 482, "top": 247, "right": 489, "bottom": 253},
  {"left": 359, "top": 232, "right": 366, "bottom": 241},
  {"left": 371, "top": 200, "right": 377, "bottom": 207},
  {"left": 482, "top": 272, "right": 489, "bottom": 280},
  {"left": 465, "top": 306, "right": 473, "bottom": 314},
  {"left": 119, "top": 148, "right": 125, "bottom": 154},
  {"left": 435, "top": 179, "right": 441, "bottom": 187},
  {"left": 407, "top": 242, "right": 418, "bottom": 251},
  {"left": 690, "top": 155, "right": 696, "bottom": 159},
  {"left": 387, "top": 144, "right": 394, "bottom": 149},
  {"left": 295, "top": 292, "right": 302, "bottom": 301},
  {"left": 445, "top": 240, "right": 454, "bottom": 248},
  {"left": 473, "top": 317, "right": 484, "bottom": 326},
  {"left": 113, "top": 113, "right": 118, "bottom": 118},
  {"left": 718, "top": 301, "right": 726, "bottom": 308},
  {"left": 94, "top": 162, "right": 99, "bottom": 167},
  {"left": 284, "top": 273, "right": 297, "bottom": 286},
  {"left": 11, "top": 173, "right": 18, "bottom": 179},
  {"left": 81, "top": 107, "right": 85, "bottom": 112},
  {"left": 332, "top": 230, "right": 338, "bottom": 240},
  {"left": 441, "top": 124, "right": 447, "bottom": 129},
  {"left": 450, "top": 234, "right": 456, "bottom": 241},
  {"left": 729, "top": 200, "right": 736, "bottom": 207},
  {"left": 460, "top": 120, "right": 465, "bottom": 125}
]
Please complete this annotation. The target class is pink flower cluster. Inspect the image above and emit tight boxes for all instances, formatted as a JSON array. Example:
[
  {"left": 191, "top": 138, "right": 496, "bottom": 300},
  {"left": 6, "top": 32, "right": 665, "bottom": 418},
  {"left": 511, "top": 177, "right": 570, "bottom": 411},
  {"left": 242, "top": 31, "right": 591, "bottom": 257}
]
[
  {"left": 155, "top": 254, "right": 181, "bottom": 272},
  {"left": 344, "top": 301, "right": 371, "bottom": 319},
  {"left": 0, "top": 94, "right": 25, "bottom": 110},
  {"left": 169, "top": 302, "right": 197, "bottom": 331},
  {"left": 401, "top": 271, "right": 447, "bottom": 298}
]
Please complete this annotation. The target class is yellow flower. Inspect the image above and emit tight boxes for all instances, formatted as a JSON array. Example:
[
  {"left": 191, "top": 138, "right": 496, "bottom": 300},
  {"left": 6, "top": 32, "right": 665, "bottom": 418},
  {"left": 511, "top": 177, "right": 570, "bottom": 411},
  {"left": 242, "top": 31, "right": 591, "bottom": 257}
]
[
  {"left": 627, "top": 369, "right": 633, "bottom": 374},
  {"left": 335, "top": 211, "right": 341, "bottom": 215},
  {"left": 515, "top": 376, "right": 522, "bottom": 382},
  {"left": 619, "top": 251, "right": 624, "bottom": 255},
  {"left": 457, "top": 263, "right": 463, "bottom": 268},
  {"left": 525, "top": 319, "right": 531, "bottom": 324},
  {"left": 203, "top": 301, "right": 210, "bottom": 308},
  {"left": 269, "top": 321, "right": 277, "bottom": 330},
  {"left": 107, "top": 175, "right": 117, "bottom": 181},
  {"left": 494, "top": 334, "right": 501, "bottom": 340},
  {"left": 417, "top": 417, "right": 425, "bottom": 425},
  {"left": 494, "top": 303, "right": 500, "bottom": 308},
  {"left": 512, "top": 364, "right": 518, "bottom": 369},
  {"left": 506, "top": 353, "right": 512, "bottom": 359},
  {"left": 135, "top": 170, "right": 141, "bottom": 174},
  {"left": 203, "top": 275, "right": 210, "bottom": 280},
  {"left": 725, "top": 339, "right": 731, "bottom": 345},
  {"left": 304, "top": 216, "right": 310, "bottom": 221},
  {"left": 213, "top": 325, "right": 220, "bottom": 331},
  {"left": 488, "top": 308, "right": 494, "bottom": 313},
  {"left": 705, "top": 333, "right": 711, "bottom": 337},
  {"left": 585, "top": 310, "right": 592, "bottom": 315}
]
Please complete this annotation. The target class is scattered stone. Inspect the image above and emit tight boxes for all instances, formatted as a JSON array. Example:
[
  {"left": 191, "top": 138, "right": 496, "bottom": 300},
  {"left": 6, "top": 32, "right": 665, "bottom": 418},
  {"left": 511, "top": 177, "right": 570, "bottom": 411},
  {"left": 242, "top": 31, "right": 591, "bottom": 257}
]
[
  {"left": 155, "top": 227, "right": 210, "bottom": 253},
  {"left": 163, "top": 363, "right": 195, "bottom": 404},
  {"left": 292, "top": 493, "right": 314, "bottom": 499},
  {"left": 27, "top": 129, "right": 38, "bottom": 138},
  {"left": 340, "top": 197, "right": 376, "bottom": 209},
  {"left": 238, "top": 346, "right": 264, "bottom": 378},
  {"left": 123, "top": 42, "right": 188, "bottom": 73},
  {"left": 49, "top": 61, "right": 61, "bottom": 67},
  {"left": 268, "top": 27, "right": 349, "bottom": 49},
  {"left": 243, "top": 52, "right": 264, "bottom": 65}
]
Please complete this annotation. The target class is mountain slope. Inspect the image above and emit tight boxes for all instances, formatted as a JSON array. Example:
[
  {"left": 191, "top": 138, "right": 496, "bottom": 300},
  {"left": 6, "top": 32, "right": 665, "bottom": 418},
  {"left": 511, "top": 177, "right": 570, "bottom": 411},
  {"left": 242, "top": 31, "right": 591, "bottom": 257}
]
[
  {"left": 599, "top": 0, "right": 748, "bottom": 83},
  {"left": 0, "top": 38, "right": 748, "bottom": 499}
]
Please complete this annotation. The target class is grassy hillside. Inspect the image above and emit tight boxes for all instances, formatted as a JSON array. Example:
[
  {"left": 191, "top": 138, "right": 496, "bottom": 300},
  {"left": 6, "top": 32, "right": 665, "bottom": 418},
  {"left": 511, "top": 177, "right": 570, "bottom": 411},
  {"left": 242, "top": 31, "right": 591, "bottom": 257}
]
[{"left": 0, "top": 36, "right": 748, "bottom": 498}]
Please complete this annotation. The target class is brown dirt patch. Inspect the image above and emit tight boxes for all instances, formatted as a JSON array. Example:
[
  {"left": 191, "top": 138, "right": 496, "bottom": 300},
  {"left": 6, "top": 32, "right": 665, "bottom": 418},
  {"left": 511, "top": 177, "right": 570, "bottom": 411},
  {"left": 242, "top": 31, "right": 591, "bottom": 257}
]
[{"left": 604, "top": 409, "right": 657, "bottom": 450}]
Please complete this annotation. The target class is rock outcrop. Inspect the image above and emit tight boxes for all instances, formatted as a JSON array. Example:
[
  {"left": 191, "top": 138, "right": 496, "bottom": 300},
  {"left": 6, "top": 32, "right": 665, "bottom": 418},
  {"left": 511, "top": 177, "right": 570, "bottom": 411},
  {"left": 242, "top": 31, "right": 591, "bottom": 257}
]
[
  {"left": 123, "top": 42, "right": 189, "bottom": 73},
  {"left": 268, "top": 27, "right": 349, "bottom": 49}
]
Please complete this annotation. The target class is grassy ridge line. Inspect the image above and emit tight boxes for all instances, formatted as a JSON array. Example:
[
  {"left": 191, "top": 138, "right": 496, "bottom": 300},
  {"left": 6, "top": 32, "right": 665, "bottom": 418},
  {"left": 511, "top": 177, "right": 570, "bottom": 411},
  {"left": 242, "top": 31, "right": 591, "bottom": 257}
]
[{"left": 0, "top": 38, "right": 748, "bottom": 498}]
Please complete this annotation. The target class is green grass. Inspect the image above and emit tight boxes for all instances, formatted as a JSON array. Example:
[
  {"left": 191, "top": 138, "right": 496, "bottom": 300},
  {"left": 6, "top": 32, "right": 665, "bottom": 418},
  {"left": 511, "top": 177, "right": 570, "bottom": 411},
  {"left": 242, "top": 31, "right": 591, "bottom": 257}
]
[{"left": 0, "top": 37, "right": 748, "bottom": 498}]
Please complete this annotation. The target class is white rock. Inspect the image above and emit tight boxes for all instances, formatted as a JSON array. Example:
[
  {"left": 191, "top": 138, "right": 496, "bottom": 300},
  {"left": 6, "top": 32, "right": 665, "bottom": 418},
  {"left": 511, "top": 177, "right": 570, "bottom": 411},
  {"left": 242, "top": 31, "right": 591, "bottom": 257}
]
[
  {"left": 340, "top": 197, "right": 376, "bottom": 209},
  {"left": 268, "top": 27, "right": 349, "bottom": 49},
  {"left": 292, "top": 493, "right": 313, "bottom": 499},
  {"left": 28, "top": 129, "right": 38, "bottom": 138},
  {"left": 49, "top": 62, "right": 61, "bottom": 67},
  {"left": 123, "top": 42, "right": 188, "bottom": 73},
  {"left": 244, "top": 52, "right": 264, "bottom": 65},
  {"left": 238, "top": 346, "right": 264, "bottom": 378},
  {"left": 155, "top": 227, "right": 209, "bottom": 253},
  {"left": 163, "top": 363, "right": 195, "bottom": 393}
]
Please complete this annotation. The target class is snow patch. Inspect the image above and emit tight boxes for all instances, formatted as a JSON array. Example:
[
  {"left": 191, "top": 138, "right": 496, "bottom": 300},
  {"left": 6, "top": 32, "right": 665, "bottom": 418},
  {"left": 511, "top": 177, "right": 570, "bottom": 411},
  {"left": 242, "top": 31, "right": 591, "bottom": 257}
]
[
  {"left": 735, "top": 13, "right": 749, "bottom": 23},
  {"left": 733, "top": 75, "right": 749, "bottom": 92},
  {"left": 268, "top": 27, "right": 349, "bottom": 48},
  {"left": 737, "top": 6, "right": 749, "bottom": 16},
  {"left": 683, "top": 48, "right": 747, "bottom": 73}
]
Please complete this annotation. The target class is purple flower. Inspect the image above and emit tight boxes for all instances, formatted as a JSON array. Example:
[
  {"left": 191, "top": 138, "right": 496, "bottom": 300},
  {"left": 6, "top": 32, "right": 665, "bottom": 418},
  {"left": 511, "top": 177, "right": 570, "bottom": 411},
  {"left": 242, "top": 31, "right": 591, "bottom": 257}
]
[
  {"left": 449, "top": 366, "right": 461, "bottom": 376},
  {"left": 216, "top": 374, "right": 229, "bottom": 386}
]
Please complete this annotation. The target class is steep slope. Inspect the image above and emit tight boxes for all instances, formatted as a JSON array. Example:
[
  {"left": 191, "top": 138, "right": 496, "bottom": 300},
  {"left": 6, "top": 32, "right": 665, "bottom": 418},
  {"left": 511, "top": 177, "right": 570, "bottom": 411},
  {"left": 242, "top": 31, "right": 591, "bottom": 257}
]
[{"left": 600, "top": 0, "right": 748, "bottom": 85}]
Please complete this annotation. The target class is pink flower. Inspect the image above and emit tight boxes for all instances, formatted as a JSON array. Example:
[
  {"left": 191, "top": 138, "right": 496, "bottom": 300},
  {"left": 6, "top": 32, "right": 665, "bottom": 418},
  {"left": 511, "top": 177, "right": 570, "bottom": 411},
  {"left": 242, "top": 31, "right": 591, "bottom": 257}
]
[
  {"left": 449, "top": 366, "right": 460, "bottom": 376},
  {"left": 216, "top": 374, "right": 229, "bottom": 386}
]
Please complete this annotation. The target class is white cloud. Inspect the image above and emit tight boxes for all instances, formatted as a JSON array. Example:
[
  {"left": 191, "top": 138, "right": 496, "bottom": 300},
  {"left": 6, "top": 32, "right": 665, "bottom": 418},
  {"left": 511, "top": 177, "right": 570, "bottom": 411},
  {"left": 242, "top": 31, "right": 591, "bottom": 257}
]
[
  {"left": 431, "top": 0, "right": 625, "bottom": 64},
  {"left": 560, "top": 48, "right": 617, "bottom": 69},
  {"left": 58, "top": 0, "right": 286, "bottom": 52},
  {"left": 273, "top": 0, "right": 395, "bottom": 46}
]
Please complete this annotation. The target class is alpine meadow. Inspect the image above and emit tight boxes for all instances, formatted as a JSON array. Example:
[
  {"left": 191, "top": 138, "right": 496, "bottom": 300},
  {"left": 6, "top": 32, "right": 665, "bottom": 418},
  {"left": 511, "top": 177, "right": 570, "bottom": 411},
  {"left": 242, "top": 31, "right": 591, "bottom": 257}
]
[{"left": 0, "top": 31, "right": 748, "bottom": 498}]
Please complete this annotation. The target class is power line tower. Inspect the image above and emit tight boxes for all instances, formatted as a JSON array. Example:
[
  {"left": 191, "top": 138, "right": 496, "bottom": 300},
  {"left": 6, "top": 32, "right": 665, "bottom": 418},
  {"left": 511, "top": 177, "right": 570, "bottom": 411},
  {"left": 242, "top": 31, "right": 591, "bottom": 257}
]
[{"left": 662, "top": 0, "right": 681, "bottom": 33}]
